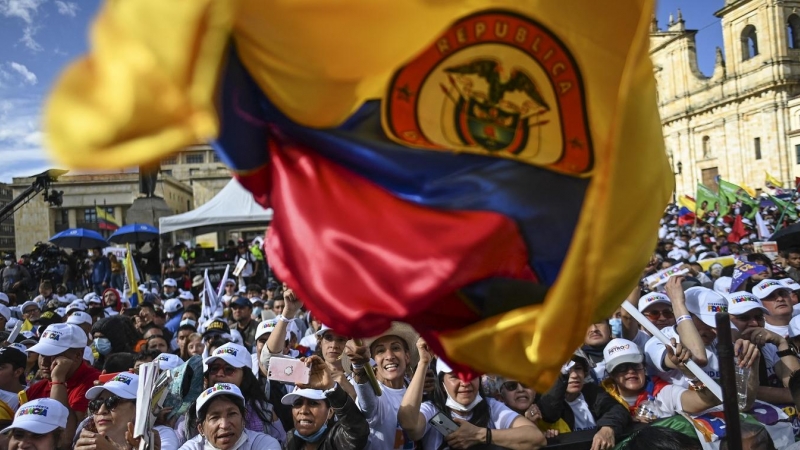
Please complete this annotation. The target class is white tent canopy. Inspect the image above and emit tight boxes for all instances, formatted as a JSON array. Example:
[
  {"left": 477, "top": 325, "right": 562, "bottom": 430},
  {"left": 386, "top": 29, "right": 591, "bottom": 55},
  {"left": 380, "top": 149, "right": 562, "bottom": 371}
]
[{"left": 159, "top": 178, "right": 273, "bottom": 234}]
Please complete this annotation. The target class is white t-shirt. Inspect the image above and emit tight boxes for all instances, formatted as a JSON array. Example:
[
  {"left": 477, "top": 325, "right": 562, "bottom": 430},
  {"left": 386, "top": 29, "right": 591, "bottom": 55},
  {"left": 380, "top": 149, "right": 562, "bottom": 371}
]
[
  {"left": 765, "top": 322, "right": 790, "bottom": 338},
  {"left": 155, "top": 425, "right": 181, "bottom": 450},
  {"left": 644, "top": 326, "right": 720, "bottom": 388},
  {"left": 358, "top": 385, "right": 415, "bottom": 450},
  {"left": 622, "top": 384, "right": 686, "bottom": 419},
  {"left": 567, "top": 394, "right": 597, "bottom": 431},
  {"left": 419, "top": 399, "right": 519, "bottom": 450},
  {"left": 632, "top": 330, "right": 651, "bottom": 353}
]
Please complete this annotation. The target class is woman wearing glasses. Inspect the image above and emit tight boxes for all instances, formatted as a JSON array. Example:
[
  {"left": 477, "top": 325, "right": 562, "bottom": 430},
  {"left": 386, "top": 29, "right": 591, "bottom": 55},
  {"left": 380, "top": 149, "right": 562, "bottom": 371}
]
[
  {"left": 75, "top": 372, "right": 180, "bottom": 450},
  {"left": 178, "top": 342, "right": 286, "bottom": 444},
  {"left": 3, "top": 398, "right": 68, "bottom": 450},
  {"left": 314, "top": 325, "right": 356, "bottom": 399},
  {"left": 599, "top": 338, "right": 720, "bottom": 422}
]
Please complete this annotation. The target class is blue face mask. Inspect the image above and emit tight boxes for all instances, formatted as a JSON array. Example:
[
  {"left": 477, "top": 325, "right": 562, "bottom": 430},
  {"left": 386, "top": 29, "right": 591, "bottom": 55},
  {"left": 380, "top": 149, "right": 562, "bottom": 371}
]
[
  {"left": 293, "top": 424, "right": 328, "bottom": 443},
  {"left": 253, "top": 307, "right": 263, "bottom": 318},
  {"left": 94, "top": 338, "right": 112, "bottom": 356},
  {"left": 608, "top": 318, "right": 622, "bottom": 338}
]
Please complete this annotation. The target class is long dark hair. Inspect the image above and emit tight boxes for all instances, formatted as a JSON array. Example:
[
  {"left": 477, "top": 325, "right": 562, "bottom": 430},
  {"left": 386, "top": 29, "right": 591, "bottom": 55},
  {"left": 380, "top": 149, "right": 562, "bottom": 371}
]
[{"left": 431, "top": 371, "right": 490, "bottom": 429}]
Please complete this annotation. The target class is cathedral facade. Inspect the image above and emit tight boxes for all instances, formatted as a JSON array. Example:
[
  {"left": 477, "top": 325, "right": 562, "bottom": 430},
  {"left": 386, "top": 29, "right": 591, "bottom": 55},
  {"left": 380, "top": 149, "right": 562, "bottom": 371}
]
[{"left": 651, "top": 0, "right": 800, "bottom": 197}]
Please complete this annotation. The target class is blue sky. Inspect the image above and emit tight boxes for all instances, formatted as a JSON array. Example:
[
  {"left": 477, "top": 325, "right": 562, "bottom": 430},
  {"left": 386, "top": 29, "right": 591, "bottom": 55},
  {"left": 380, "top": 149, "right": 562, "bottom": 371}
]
[{"left": 0, "top": 1, "right": 725, "bottom": 183}]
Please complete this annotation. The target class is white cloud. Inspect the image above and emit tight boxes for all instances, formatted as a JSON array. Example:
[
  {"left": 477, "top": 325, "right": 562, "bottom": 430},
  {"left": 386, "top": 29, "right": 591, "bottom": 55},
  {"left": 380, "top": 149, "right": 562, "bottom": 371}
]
[
  {"left": 19, "top": 24, "right": 42, "bottom": 52},
  {"left": 54, "top": 0, "right": 77, "bottom": 17},
  {"left": 0, "top": 0, "right": 45, "bottom": 24},
  {"left": 52, "top": 46, "right": 68, "bottom": 56},
  {"left": 8, "top": 62, "right": 37, "bottom": 85},
  {"left": 0, "top": 96, "right": 52, "bottom": 183}
]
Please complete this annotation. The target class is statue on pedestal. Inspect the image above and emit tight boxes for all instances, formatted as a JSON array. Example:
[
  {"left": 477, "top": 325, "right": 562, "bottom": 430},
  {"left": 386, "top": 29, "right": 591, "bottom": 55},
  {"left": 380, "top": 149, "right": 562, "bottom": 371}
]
[{"left": 139, "top": 162, "right": 160, "bottom": 198}]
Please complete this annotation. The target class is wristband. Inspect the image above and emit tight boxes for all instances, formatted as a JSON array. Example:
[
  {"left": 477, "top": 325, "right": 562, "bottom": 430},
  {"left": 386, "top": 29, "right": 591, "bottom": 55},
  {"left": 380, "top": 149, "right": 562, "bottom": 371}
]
[
  {"left": 49, "top": 381, "right": 65, "bottom": 386},
  {"left": 675, "top": 315, "right": 692, "bottom": 325},
  {"left": 275, "top": 315, "right": 291, "bottom": 323}
]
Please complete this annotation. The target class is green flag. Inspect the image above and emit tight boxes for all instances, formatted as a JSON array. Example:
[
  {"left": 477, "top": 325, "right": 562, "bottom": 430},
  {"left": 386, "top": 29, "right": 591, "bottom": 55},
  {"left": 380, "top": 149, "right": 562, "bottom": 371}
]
[
  {"left": 719, "top": 179, "right": 758, "bottom": 219},
  {"left": 695, "top": 184, "right": 720, "bottom": 221},
  {"left": 769, "top": 194, "right": 798, "bottom": 221}
]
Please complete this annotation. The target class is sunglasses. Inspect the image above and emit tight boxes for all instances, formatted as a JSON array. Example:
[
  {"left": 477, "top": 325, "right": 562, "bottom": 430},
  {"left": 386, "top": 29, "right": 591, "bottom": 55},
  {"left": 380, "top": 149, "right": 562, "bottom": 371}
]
[
  {"left": 643, "top": 308, "right": 674, "bottom": 320},
  {"left": 611, "top": 363, "right": 644, "bottom": 375},
  {"left": 734, "top": 313, "right": 764, "bottom": 323},
  {"left": 207, "top": 364, "right": 237, "bottom": 376},
  {"left": 502, "top": 381, "right": 528, "bottom": 391},
  {"left": 88, "top": 395, "right": 130, "bottom": 414}
]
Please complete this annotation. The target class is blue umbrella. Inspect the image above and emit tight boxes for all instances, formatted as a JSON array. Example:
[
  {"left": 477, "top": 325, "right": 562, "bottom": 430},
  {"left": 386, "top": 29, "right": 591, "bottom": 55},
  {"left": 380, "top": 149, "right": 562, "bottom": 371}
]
[
  {"left": 108, "top": 223, "right": 159, "bottom": 244},
  {"left": 49, "top": 228, "right": 109, "bottom": 250}
]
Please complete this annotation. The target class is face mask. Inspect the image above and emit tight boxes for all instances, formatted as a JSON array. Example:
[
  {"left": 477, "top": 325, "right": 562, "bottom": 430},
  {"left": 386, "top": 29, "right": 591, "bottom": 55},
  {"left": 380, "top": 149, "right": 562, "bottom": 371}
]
[
  {"left": 445, "top": 389, "right": 483, "bottom": 413},
  {"left": 253, "top": 307, "right": 263, "bottom": 318},
  {"left": 94, "top": 338, "right": 112, "bottom": 356},
  {"left": 608, "top": 318, "right": 622, "bottom": 338},
  {"left": 2, "top": 261, "right": 10, "bottom": 267},
  {"left": 293, "top": 423, "right": 328, "bottom": 443}
]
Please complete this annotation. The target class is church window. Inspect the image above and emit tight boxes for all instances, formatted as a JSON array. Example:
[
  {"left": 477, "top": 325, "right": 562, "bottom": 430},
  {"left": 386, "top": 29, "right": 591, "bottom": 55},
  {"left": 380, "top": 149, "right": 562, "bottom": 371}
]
[
  {"left": 795, "top": 144, "right": 800, "bottom": 164},
  {"left": 789, "top": 15, "right": 800, "bottom": 49},
  {"left": 702, "top": 136, "right": 711, "bottom": 158},
  {"left": 741, "top": 25, "right": 759, "bottom": 60},
  {"left": 754, "top": 137, "right": 762, "bottom": 160}
]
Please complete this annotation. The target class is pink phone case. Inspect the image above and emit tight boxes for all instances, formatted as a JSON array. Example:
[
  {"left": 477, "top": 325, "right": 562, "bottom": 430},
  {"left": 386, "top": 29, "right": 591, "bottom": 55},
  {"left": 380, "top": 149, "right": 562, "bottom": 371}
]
[{"left": 268, "top": 357, "right": 311, "bottom": 384}]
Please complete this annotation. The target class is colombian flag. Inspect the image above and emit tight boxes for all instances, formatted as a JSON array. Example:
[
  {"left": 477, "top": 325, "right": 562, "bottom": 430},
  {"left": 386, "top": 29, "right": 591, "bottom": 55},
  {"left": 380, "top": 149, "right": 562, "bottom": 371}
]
[
  {"left": 95, "top": 206, "right": 120, "bottom": 231},
  {"left": 43, "top": 0, "right": 671, "bottom": 388}
]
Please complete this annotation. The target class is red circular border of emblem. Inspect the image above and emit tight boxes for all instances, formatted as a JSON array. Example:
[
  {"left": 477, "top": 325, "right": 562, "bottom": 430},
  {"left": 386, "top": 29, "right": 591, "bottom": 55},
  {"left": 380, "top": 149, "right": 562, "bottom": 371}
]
[{"left": 384, "top": 10, "right": 593, "bottom": 175}]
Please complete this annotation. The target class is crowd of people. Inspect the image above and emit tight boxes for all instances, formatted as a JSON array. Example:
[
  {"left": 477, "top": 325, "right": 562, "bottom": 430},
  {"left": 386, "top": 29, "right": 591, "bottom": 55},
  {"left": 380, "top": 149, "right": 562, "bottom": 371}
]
[{"left": 5, "top": 201, "right": 800, "bottom": 449}]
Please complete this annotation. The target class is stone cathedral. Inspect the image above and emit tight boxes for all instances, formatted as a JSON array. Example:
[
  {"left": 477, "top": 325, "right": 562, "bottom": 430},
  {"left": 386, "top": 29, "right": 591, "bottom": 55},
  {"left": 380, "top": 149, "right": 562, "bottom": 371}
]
[{"left": 651, "top": 0, "right": 800, "bottom": 197}]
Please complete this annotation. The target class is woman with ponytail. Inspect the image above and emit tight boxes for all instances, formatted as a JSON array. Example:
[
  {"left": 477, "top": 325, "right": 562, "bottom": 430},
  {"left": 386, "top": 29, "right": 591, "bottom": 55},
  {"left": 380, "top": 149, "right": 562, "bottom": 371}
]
[{"left": 398, "top": 337, "right": 545, "bottom": 450}]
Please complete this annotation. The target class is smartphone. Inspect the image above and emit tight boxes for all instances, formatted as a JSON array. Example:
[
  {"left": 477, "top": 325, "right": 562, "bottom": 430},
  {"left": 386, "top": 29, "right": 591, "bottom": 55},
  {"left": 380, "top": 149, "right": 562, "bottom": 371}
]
[
  {"left": 267, "top": 357, "right": 310, "bottom": 385},
  {"left": 429, "top": 412, "right": 459, "bottom": 436}
]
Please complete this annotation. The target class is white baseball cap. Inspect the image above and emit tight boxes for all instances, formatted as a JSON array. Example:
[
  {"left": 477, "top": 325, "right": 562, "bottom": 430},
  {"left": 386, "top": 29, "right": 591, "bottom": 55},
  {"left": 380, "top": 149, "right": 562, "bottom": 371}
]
[
  {"left": 20, "top": 301, "right": 39, "bottom": 313},
  {"left": 281, "top": 387, "right": 326, "bottom": 406},
  {"left": 0, "top": 304, "right": 10, "bottom": 321},
  {"left": 0, "top": 398, "right": 68, "bottom": 435},
  {"left": 83, "top": 293, "right": 100, "bottom": 304},
  {"left": 66, "top": 311, "right": 93, "bottom": 326},
  {"left": 685, "top": 287, "right": 729, "bottom": 328},
  {"left": 178, "top": 291, "right": 194, "bottom": 301},
  {"left": 780, "top": 278, "right": 800, "bottom": 292},
  {"left": 29, "top": 324, "right": 88, "bottom": 356},
  {"left": 713, "top": 276, "right": 732, "bottom": 295},
  {"left": 0, "top": 292, "right": 8, "bottom": 305},
  {"left": 66, "top": 300, "right": 87, "bottom": 315},
  {"left": 314, "top": 324, "right": 333, "bottom": 337},
  {"left": 83, "top": 347, "right": 95, "bottom": 366},
  {"left": 603, "top": 338, "right": 643, "bottom": 373},
  {"left": 724, "top": 292, "right": 770, "bottom": 316},
  {"left": 752, "top": 279, "right": 789, "bottom": 300},
  {"left": 163, "top": 278, "right": 178, "bottom": 288},
  {"left": 255, "top": 319, "right": 277, "bottom": 340},
  {"left": 163, "top": 298, "right": 183, "bottom": 314},
  {"left": 196, "top": 383, "right": 244, "bottom": 413},
  {"left": 638, "top": 292, "right": 671, "bottom": 313},
  {"left": 155, "top": 353, "right": 183, "bottom": 370},
  {"left": 203, "top": 343, "right": 252, "bottom": 372},
  {"left": 250, "top": 297, "right": 265, "bottom": 306},
  {"left": 86, "top": 372, "right": 138, "bottom": 400}
]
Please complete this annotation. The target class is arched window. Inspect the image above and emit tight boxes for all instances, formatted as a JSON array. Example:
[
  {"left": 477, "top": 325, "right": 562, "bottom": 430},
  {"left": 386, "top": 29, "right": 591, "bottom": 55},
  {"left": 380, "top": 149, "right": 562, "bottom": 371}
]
[
  {"left": 741, "top": 25, "right": 759, "bottom": 60},
  {"left": 702, "top": 136, "right": 711, "bottom": 158},
  {"left": 789, "top": 14, "right": 800, "bottom": 49}
]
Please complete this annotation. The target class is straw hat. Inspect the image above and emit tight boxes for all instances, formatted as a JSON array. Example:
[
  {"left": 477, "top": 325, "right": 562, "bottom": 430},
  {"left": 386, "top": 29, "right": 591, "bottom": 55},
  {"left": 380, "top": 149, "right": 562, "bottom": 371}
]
[{"left": 361, "top": 322, "right": 420, "bottom": 368}]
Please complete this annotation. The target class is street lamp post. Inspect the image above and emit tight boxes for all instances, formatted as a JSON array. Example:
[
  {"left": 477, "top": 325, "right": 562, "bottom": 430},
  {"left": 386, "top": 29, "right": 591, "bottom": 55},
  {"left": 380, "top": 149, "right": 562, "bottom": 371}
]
[{"left": 667, "top": 151, "right": 682, "bottom": 204}]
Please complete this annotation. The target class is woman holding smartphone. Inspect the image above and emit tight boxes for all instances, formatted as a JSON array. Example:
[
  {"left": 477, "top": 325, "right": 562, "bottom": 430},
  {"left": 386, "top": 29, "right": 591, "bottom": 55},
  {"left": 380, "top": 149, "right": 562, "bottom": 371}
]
[{"left": 398, "top": 338, "right": 546, "bottom": 450}]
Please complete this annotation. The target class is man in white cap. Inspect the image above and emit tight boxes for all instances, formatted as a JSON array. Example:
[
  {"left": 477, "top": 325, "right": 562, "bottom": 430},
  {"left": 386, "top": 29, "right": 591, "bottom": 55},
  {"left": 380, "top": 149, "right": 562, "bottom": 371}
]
[
  {"left": 19, "top": 301, "right": 40, "bottom": 324},
  {"left": 163, "top": 298, "right": 184, "bottom": 335},
  {"left": 162, "top": 278, "right": 178, "bottom": 299},
  {"left": 25, "top": 323, "right": 100, "bottom": 443},
  {"left": 66, "top": 311, "right": 93, "bottom": 341},
  {"left": 645, "top": 287, "right": 759, "bottom": 389},
  {"left": 726, "top": 292, "right": 800, "bottom": 406},
  {"left": 753, "top": 279, "right": 794, "bottom": 337},
  {"left": 621, "top": 278, "right": 688, "bottom": 351}
]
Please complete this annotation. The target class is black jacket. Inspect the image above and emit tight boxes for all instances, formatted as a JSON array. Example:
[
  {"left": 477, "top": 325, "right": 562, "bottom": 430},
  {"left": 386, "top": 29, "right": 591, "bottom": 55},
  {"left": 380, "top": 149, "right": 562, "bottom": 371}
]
[
  {"left": 285, "top": 384, "right": 370, "bottom": 450},
  {"left": 538, "top": 375, "right": 630, "bottom": 435}
]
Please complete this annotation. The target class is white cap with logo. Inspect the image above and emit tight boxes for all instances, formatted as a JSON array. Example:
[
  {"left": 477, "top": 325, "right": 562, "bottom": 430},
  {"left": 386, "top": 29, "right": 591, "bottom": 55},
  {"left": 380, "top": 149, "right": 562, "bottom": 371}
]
[
  {"left": 66, "top": 311, "right": 93, "bottom": 326},
  {"left": 752, "top": 279, "right": 789, "bottom": 300},
  {"left": 637, "top": 292, "right": 671, "bottom": 313},
  {"left": 155, "top": 353, "right": 184, "bottom": 371},
  {"left": 203, "top": 343, "right": 252, "bottom": 372},
  {"left": 780, "top": 278, "right": 800, "bottom": 292},
  {"left": 724, "top": 292, "right": 770, "bottom": 316},
  {"left": 196, "top": 383, "right": 244, "bottom": 413},
  {"left": 602, "top": 338, "right": 643, "bottom": 373},
  {"left": 685, "top": 287, "right": 730, "bottom": 328},
  {"left": 86, "top": 372, "right": 138, "bottom": 400},
  {"left": 255, "top": 319, "right": 277, "bottom": 341},
  {"left": 29, "top": 323, "right": 88, "bottom": 356},
  {"left": 0, "top": 398, "right": 69, "bottom": 435},
  {"left": 163, "top": 278, "right": 178, "bottom": 288}
]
